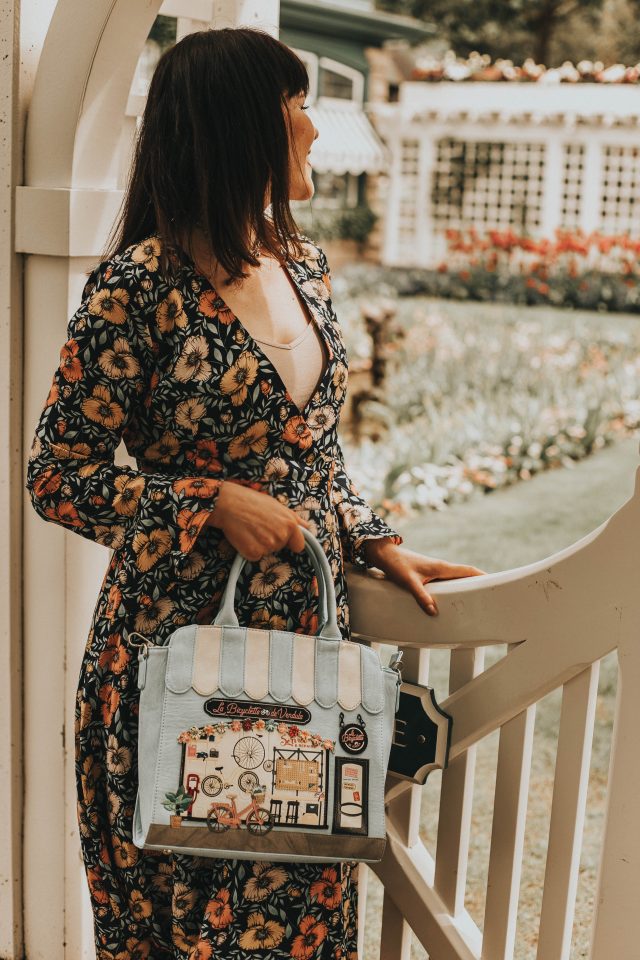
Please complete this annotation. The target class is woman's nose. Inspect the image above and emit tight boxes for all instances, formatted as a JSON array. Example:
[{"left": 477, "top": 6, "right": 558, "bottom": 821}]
[{"left": 313, "top": 125, "right": 319, "bottom": 141}]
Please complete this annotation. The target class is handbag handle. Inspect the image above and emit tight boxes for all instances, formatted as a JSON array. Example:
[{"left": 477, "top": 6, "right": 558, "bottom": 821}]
[{"left": 212, "top": 527, "right": 341, "bottom": 640}]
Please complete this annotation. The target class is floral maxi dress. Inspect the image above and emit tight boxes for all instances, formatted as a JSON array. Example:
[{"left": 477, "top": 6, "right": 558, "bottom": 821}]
[{"left": 26, "top": 233, "right": 403, "bottom": 959}]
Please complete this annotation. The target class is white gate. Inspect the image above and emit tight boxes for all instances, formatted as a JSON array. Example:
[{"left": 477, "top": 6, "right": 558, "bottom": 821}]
[{"left": 348, "top": 465, "right": 640, "bottom": 959}]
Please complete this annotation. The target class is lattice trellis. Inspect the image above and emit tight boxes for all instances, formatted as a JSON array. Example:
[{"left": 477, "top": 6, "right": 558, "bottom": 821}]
[
  {"left": 398, "top": 138, "right": 420, "bottom": 253},
  {"left": 431, "top": 138, "right": 546, "bottom": 234},
  {"left": 600, "top": 145, "right": 640, "bottom": 233},
  {"left": 560, "top": 142, "right": 585, "bottom": 230}
]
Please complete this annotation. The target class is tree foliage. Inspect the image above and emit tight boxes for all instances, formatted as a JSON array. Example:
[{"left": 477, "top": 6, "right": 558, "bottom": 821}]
[{"left": 378, "top": 0, "right": 636, "bottom": 65}]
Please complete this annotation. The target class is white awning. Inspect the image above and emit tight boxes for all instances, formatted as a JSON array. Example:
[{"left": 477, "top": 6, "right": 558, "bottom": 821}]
[{"left": 306, "top": 98, "right": 390, "bottom": 176}]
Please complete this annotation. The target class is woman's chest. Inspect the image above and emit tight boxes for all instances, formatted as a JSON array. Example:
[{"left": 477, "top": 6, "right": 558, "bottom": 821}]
[
  {"left": 215, "top": 258, "right": 315, "bottom": 345},
  {"left": 132, "top": 262, "right": 349, "bottom": 463}
]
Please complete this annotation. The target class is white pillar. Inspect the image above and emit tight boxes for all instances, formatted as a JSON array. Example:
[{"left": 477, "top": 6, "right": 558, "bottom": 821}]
[
  {"left": 0, "top": 1, "right": 24, "bottom": 955},
  {"left": 18, "top": 2, "right": 283, "bottom": 958}
]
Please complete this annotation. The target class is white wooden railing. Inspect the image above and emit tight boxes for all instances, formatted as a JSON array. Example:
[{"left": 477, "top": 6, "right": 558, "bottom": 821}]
[{"left": 346, "top": 462, "right": 640, "bottom": 960}]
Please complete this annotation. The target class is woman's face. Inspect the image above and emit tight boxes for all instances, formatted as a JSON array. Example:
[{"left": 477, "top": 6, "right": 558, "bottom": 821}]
[{"left": 284, "top": 91, "right": 319, "bottom": 202}]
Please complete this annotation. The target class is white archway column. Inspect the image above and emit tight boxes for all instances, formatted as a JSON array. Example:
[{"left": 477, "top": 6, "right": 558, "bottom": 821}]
[{"left": 17, "top": 3, "right": 278, "bottom": 957}]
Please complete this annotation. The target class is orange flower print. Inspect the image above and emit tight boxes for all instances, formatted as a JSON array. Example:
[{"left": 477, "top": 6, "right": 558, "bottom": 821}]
[
  {"left": 282, "top": 416, "right": 313, "bottom": 450},
  {"left": 295, "top": 608, "right": 318, "bottom": 635},
  {"left": 175, "top": 397, "right": 206, "bottom": 435},
  {"left": 132, "top": 527, "right": 172, "bottom": 572},
  {"left": 80, "top": 754, "right": 100, "bottom": 804},
  {"left": 46, "top": 381, "right": 59, "bottom": 406},
  {"left": 249, "top": 555, "right": 292, "bottom": 599},
  {"left": 44, "top": 501, "right": 82, "bottom": 527},
  {"left": 131, "top": 236, "right": 161, "bottom": 272},
  {"left": 88, "top": 286, "right": 130, "bottom": 325},
  {"left": 156, "top": 288, "right": 187, "bottom": 332},
  {"left": 112, "top": 474, "right": 146, "bottom": 517},
  {"left": 87, "top": 866, "right": 110, "bottom": 905},
  {"left": 105, "top": 583, "right": 122, "bottom": 620},
  {"left": 112, "top": 834, "right": 138, "bottom": 869},
  {"left": 59, "top": 339, "right": 83, "bottom": 382},
  {"left": 180, "top": 549, "right": 206, "bottom": 581},
  {"left": 290, "top": 915, "right": 329, "bottom": 959},
  {"left": 32, "top": 467, "right": 62, "bottom": 498},
  {"left": 310, "top": 867, "right": 341, "bottom": 909},
  {"left": 187, "top": 945, "right": 212, "bottom": 960},
  {"left": 220, "top": 352, "right": 259, "bottom": 406},
  {"left": 173, "top": 476, "right": 221, "bottom": 498},
  {"left": 134, "top": 595, "right": 174, "bottom": 633},
  {"left": 50, "top": 440, "right": 91, "bottom": 461},
  {"left": 243, "top": 862, "right": 288, "bottom": 901},
  {"left": 238, "top": 912, "right": 285, "bottom": 950},
  {"left": 177, "top": 508, "right": 209, "bottom": 554},
  {"left": 128, "top": 889, "right": 152, "bottom": 921},
  {"left": 81, "top": 385, "right": 125, "bottom": 430},
  {"left": 172, "top": 882, "right": 197, "bottom": 919},
  {"left": 198, "top": 289, "right": 218, "bottom": 319},
  {"left": 332, "top": 362, "right": 348, "bottom": 400},
  {"left": 94, "top": 524, "right": 125, "bottom": 549},
  {"left": 98, "top": 633, "right": 130, "bottom": 674},
  {"left": 173, "top": 335, "right": 212, "bottom": 382},
  {"left": 250, "top": 608, "right": 287, "bottom": 630},
  {"left": 185, "top": 439, "right": 222, "bottom": 472},
  {"left": 98, "top": 682, "right": 120, "bottom": 725},
  {"left": 105, "top": 733, "right": 131, "bottom": 775},
  {"left": 125, "top": 938, "right": 152, "bottom": 960},
  {"left": 97, "top": 337, "right": 141, "bottom": 379},
  {"left": 143, "top": 431, "right": 180, "bottom": 463},
  {"left": 205, "top": 887, "right": 233, "bottom": 928},
  {"left": 217, "top": 303, "right": 234, "bottom": 326},
  {"left": 228, "top": 421, "right": 269, "bottom": 459}
]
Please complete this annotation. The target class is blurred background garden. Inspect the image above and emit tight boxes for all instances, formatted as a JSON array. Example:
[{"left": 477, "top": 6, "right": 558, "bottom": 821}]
[{"left": 11, "top": 0, "right": 640, "bottom": 957}]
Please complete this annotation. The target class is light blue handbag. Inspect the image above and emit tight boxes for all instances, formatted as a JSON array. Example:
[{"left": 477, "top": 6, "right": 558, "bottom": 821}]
[{"left": 131, "top": 528, "right": 402, "bottom": 863}]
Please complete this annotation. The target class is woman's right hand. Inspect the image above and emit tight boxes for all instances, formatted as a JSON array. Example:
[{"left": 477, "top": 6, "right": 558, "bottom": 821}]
[{"left": 206, "top": 480, "right": 311, "bottom": 561}]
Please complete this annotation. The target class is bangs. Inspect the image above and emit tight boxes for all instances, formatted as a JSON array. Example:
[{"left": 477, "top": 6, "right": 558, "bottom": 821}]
[{"left": 251, "top": 32, "right": 309, "bottom": 99}]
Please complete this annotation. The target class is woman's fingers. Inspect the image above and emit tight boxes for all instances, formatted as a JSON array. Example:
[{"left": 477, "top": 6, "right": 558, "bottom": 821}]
[
  {"left": 400, "top": 571, "right": 438, "bottom": 616},
  {"left": 419, "top": 560, "right": 487, "bottom": 581}
]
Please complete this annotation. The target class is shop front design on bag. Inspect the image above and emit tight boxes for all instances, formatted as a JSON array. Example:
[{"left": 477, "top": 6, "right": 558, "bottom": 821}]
[
  {"left": 176, "top": 717, "right": 334, "bottom": 830},
  {"left": 134, "top": 619, "right": 398, "bottom": 863}
]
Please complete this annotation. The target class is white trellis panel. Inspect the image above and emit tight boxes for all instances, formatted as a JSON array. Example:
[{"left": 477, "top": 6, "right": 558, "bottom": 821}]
[{"left": 372, "top": 82, "right": 640, "bottom": 268}]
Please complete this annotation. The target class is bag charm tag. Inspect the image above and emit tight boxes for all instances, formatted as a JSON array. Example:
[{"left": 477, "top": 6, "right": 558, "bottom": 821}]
[{"left": 338, "top": 712, "right": 368, "bottom": 754}]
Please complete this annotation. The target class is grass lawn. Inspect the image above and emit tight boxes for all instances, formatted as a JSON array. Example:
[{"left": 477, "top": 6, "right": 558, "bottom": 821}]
[{"left": 362, "top": 434, "right": 638, "bottom": 959}]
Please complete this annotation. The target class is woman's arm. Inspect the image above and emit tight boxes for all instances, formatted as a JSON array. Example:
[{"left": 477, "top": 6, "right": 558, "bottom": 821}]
[{"left": 25, "top": 256, "right": 222, "bottom": 576}]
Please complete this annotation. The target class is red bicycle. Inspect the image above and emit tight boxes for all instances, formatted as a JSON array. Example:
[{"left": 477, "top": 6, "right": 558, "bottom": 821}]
[{"left": 206, "top": 785, "right": 273, "bottom": 835}]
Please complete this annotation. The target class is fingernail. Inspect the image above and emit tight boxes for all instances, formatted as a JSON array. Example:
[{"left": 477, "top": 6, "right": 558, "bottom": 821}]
[{"left": 427, "top": 604, "right": 437, "bottom": 615}]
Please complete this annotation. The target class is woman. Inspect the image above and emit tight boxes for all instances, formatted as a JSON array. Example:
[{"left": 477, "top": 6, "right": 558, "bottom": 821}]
[{"left": 26, "top": 27, "right": 483, "bottom": 959}]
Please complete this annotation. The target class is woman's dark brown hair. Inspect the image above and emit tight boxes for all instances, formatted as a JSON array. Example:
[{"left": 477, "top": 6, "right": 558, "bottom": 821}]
[{"left": 102, "top": 27, "right": 310, "bottom": 283}]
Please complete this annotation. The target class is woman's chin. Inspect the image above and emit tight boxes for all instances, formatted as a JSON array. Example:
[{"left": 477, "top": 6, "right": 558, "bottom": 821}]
[{"left": 290, "top": 178, "right": 315, "bottom": 202}]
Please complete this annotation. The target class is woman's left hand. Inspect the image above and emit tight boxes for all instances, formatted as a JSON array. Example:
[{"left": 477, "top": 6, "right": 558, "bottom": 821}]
[{"left": 361, "top": 538, "right": 486, "bottom": 617}]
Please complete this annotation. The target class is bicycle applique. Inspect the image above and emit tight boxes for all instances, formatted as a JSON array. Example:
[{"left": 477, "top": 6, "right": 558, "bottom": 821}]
[{"left": 206, "top": 785, "right": 273, "bottom": 835}]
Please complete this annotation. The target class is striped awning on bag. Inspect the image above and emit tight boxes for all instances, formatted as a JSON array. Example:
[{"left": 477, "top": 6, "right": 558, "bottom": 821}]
[{"left": 165, "top": 624, "right": 387, "bottom": 714}]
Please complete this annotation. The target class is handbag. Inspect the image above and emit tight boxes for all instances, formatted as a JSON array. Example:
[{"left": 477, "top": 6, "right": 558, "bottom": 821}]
[{"left": 131, "top": 527, "right": 402, "bottom": 864}]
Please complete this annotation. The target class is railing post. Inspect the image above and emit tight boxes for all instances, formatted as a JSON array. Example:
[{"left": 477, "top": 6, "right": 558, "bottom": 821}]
[{"left": 380, "top": 647, "right": 430, "bottom": 960}]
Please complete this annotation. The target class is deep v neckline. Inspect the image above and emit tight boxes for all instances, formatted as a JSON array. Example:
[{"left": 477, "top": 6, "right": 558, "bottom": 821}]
[{"left": 183, "top": 249, "right": 332, "bottom": 422}]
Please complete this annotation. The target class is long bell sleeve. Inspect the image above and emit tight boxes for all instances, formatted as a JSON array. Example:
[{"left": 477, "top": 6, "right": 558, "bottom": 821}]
[
  {"left": 330, "top": 441, "right": 403, "bottom": 569},
  {"left": 25, "top": 255, "right": 222, "bottom": 576},
  {"left": 312, "top": 242, "right": 404, "bottom": 569}
]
